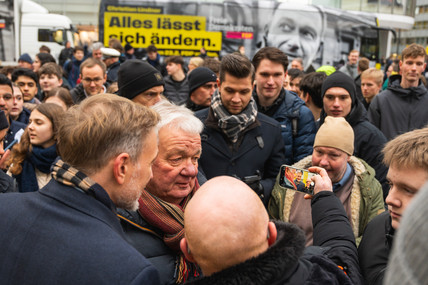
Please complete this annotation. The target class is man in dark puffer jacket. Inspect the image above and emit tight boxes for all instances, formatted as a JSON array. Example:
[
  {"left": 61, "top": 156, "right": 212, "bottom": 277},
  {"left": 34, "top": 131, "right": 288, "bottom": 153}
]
[
  {"left": 180, "top": 173, "right": 364, "bottom": 285},
  {"left": 252, "top": 47, "right": 316, "bottom": 164}
]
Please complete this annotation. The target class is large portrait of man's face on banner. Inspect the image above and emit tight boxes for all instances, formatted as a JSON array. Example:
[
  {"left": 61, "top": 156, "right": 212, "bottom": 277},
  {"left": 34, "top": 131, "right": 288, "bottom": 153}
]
[{"left": 264, "top": 4, "right": 324, "bottom": 71}]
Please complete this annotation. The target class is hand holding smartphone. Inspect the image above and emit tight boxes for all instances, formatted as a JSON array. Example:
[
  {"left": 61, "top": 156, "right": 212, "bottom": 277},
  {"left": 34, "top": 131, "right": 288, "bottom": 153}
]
[
  {"left": 279, "top": 165, "right": 333, "bottom": 198},
  {"left": 279, "top": 165, "right": 316, "bottom": 195}
]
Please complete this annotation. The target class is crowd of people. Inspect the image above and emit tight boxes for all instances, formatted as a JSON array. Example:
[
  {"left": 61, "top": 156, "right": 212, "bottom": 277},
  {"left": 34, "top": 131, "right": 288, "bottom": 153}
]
[{"left": 0, "top": 39, "right": 427, "bottom": 285}]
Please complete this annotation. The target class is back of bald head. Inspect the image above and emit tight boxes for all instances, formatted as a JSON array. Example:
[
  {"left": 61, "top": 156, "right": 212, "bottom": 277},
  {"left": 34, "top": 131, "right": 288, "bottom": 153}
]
[{"left": 184, "top": 176, "right": 270, "bottom": 276}]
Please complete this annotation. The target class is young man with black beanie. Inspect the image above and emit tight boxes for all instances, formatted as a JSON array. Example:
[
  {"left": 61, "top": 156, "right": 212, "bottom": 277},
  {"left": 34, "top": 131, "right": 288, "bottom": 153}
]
[
  {"left": 319, "top": 71, "right": 389, "bottom": 200},
  {"left": 186, "top": 67, "right": 217, "bottom": 111},
  {"left": 117, "top": 59, "right": 165, "bottom": 107}
]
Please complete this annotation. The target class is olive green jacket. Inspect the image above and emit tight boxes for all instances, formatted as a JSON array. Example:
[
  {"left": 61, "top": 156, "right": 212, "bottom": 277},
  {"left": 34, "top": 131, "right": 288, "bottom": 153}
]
[{"left": 268, "top": 156, "right": 385, "bottom": 245}]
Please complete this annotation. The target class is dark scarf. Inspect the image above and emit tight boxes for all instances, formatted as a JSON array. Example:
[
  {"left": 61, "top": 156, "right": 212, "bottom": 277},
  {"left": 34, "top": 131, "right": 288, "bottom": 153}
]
[
  {"left": 211, "top": 89, "right": 257, "bottom": 143},
  {"left": 138, "top": 181, "right": 200, "bottom": 283},
  {"left": 16, "top": 144, "right": 57, "bottom": 192},
  {"left": 253, "top": 87, "right": 286, "bottom": 117},
  {"left": 186, "top": 97, "right": 207, "bottom": 112},
  {"left": 51, "top": 158, "right": 116, "bottom": 211}
]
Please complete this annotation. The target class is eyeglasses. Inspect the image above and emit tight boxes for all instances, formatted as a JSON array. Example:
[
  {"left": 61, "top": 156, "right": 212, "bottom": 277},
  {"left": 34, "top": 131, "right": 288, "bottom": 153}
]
[{"left": 82, "top": 77, "right": 103, "bottom": 84}]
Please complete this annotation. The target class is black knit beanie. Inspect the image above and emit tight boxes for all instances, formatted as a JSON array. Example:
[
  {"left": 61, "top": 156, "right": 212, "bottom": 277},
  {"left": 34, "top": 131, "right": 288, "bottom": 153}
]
[
  {"left": 321, "top": 71, "right": 356, "bottom": 105},
  {"left": 188, "top": 67, "right": 217, "bottom": 95},
  {"left": 118, "top": 60, "right": 164, "bottom": 100},
  {"left": 0, "top": 110, "right": 9, "bottom": 130}
]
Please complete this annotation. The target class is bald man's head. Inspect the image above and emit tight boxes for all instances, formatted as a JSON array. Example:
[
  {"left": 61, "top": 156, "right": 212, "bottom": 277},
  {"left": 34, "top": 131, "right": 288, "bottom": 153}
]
[{"left": 181, "top": 176, "right": 276, "bottom": 276}]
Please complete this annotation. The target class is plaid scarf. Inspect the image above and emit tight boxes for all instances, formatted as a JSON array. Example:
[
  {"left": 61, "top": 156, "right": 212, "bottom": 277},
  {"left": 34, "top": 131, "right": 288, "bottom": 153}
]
[
  {"left": 138, "top": 180, "right": 200, "bottom": 283},
  {"left": 211, "top": 89, "right": 257, "bottom": 143},
  {"left": 51, "top": 159, "right": 115, "bottom": 211}
]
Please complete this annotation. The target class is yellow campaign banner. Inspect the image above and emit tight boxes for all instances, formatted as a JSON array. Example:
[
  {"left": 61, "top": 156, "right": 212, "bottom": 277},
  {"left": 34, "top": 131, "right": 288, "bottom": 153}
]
[{"left": 104, "top": 12, "right": 222, "bottom": 51}]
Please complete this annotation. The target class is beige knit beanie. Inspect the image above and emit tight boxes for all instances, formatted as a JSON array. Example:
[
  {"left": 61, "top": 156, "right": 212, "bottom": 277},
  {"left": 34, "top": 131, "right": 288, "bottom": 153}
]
[{"left": 314, "top": 116, "right": 354, "bottom": 155}]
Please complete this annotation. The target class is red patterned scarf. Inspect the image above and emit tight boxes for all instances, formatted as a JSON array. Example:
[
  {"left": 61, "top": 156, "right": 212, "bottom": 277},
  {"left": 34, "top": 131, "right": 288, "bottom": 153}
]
[{"left": 138, "top": 180, "right": 200, "bottom": 283}]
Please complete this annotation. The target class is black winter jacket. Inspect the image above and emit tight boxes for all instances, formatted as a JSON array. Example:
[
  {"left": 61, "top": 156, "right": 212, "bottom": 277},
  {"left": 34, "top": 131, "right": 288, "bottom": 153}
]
[
  {"left": 107, "top": 61, "right": 120, "bottom": 83},
  {"left": 320, "top": 99, "right": 389, "bottom": 200},
  {"left": 187, "top": 192, "right": 364, "bottom": 285},
  {"left": 358, "top": 211, "right": 394, "bottom": 285},
  {"left": 70, "top": 83, "right": 109, "bottom": 104},
  {"left": 196, "top": 108, "right": 285, "bottom": 206},
  {"left": 368, "top": 75, "right": 428, "bottom": 141},
  {"left": 164, "top": 75, "right": 190, "bottom": 105},
  {"left": 70, "top": 84, "right": 86, "bottom": 104}
]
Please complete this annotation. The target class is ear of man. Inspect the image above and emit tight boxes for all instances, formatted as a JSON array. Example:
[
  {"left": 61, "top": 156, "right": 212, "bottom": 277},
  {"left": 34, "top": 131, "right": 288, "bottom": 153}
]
[
  {"left": 112, "top": 153, "right": 131, "bottom": 185},
  {"left": 268, "top": 221, "right": 277, "bottom": 246},
  {"left": 180, "top": 238, "right": 196, "bottom": 263}
]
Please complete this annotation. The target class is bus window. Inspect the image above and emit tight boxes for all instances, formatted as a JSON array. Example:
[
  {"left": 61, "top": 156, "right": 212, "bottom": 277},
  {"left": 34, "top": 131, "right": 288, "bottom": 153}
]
[{"left": 38, "top": 29, "right": 65, "bottom": 44}]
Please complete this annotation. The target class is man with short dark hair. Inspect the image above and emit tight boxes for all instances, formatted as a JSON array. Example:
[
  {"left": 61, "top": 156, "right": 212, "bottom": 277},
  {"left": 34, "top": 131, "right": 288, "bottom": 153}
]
[
  {"left": 298, "top": 72, "right": 326, "bottom": 121},
  {"left": 11, "top": 68, "right": 40, "bottom": 104},
  {"left": 252, "top": 47, "right": 316, "bottom": 165},
  {"left": 287, "top": 68, "right": 304, "bottom": 97},
  {"left": 63, "top": 46, "right": 85, "bottom": 88},
  {"left": 38, "top": 63, "right": 63, "bottom": 99},
  {"left": 196, "top": 53, "right": 285, "bottom": 206},
  {"left": 70, "top": 58, "right": 107, "bottom": 104},
  {"left": 368, "top": 43, "right": 428, "bottom": 140},
  {"left": 164, "top": 56, "right": 189, "bottom": 105},
  {"left": 0, "top": 94, "right": 160, "bottom": 284},
  {"left": 146, "top": 44, "right": 166, "bottom": 75}
]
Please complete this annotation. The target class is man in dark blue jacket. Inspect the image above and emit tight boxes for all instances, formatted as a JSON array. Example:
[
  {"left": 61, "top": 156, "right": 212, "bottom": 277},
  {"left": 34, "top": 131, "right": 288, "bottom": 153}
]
[
  {"left": 196, "top": 53, "right": 285, "bottom": 206},
  {"left": 252, "top": 47, "right": 316, "bottom": 165},
  {"left": 0, "top": 94, "right": 160, "bottom": 284}
]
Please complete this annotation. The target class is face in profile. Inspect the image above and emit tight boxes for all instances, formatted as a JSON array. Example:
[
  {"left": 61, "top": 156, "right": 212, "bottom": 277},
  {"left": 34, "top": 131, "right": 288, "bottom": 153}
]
[{"left": 266, "top": 7, "right": 322, "bottom": 70}]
